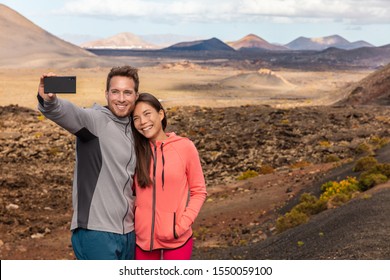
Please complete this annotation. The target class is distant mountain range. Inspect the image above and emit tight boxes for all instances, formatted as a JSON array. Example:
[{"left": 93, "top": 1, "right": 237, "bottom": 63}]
[
  {"left": 80, "top": 32, "right": 158, "bottom": 49},
  {"left": 80, "top": 33, "right": 203, "bottom": 49},
  {"left": 1, "top": 3, "right": 389, "bottom": 106},
  {"left": 80, "top": 33, "right": 376, "bottom": 51},
  {"left": 141, "top": 34, "right": 203, "bottom": 48},
  {"left": 285, "top": 35, "right": 374, "bottom": 50},
  {"left": 1, "top": 3, "right": 390, "bottom": 70}
]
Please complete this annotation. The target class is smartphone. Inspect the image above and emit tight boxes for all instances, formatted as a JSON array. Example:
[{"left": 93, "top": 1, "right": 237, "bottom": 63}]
[{"left": 44, "top": 76, "right": 76, "bottom": 94}]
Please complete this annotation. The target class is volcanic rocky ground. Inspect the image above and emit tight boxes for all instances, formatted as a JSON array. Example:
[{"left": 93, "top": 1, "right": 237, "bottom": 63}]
[{"left": 1, "top": 104, "right": 390, "bottom": 259}]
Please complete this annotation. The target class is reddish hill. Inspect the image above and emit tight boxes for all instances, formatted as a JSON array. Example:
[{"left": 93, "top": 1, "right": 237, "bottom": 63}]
[
  {"left": 336, "top": 63, "right": 390, "bottom": 106},
  {"left": 0, "top": 4, "right": 95, "bottom": 68},
  {"left": 227, "top": 34, "right": 288, "bottom": 51}
]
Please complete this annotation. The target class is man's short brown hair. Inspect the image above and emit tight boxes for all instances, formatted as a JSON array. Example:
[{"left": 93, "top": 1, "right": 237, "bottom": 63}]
[{"left": 106, "top": 65, "right": 139, "bottom": 92}]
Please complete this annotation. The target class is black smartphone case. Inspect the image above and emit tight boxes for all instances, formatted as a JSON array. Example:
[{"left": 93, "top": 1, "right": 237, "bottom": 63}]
[{"left": 44, "top": 76, "right": 76, "bottom": 93}]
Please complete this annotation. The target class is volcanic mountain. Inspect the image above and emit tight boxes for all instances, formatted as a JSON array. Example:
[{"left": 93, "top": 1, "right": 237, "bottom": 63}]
[
  {"left": 336, "top": 63, "right": 390, "bottom": 106},
  {"left": 164, "top": 37, "right": 235, "bottom": 51},
  {"left": 81, "top": 32, "right": 159, "bottom": 49},
  {"left": 285, "top": 35, "right": 374, "bottom": 50},
  {"left": 227, "top": 34, "right": 288, "bottom": 51},
  {"left": 0, "top": 4, "right": 95, "bottom": 68}
]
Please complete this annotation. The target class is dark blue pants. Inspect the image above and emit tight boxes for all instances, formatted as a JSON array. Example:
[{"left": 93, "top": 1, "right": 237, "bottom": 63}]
[{"left": 71, "top": 228, "right": 135, "bottom": 260}]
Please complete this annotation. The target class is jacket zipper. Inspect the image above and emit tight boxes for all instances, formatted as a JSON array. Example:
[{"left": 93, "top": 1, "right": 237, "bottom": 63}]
[
  {"left": 173, "top": 212, "right": 177, "bottom": 239},
  {"left": 121, "top": 118, "right": 132, "bottom": 234},
  {"left": 150, "top": 144, "right": 158, "bottom": 251}
]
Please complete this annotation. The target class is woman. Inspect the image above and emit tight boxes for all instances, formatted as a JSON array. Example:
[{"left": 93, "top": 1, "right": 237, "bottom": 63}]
[{"left": 131, "top": 93, "right": 207, "bottom": 260}]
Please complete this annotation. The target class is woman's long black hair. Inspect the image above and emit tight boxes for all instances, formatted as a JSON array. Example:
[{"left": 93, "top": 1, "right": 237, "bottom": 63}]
[{"left": 131, "top": 93, "right": 167, "bottom": 188}]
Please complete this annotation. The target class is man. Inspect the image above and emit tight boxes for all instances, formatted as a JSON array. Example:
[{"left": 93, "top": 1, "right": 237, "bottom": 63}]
[{"left": 37, "top": 66, "right": 139, "bottom": 259}]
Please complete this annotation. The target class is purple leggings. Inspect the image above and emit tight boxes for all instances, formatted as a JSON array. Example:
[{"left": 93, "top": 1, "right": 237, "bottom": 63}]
[{"left": 135, "top": 237, "right": 193, "bottom": 260}]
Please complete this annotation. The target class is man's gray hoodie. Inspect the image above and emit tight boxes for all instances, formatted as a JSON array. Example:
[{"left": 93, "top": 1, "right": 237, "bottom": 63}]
[{"left": 38, "top": 96, "right": 135, "bottom": 234}]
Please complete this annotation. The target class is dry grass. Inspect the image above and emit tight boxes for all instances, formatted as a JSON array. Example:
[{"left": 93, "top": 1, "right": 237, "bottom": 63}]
[{"left": 0, "top": 66, "right": 371, "bottom": 110}]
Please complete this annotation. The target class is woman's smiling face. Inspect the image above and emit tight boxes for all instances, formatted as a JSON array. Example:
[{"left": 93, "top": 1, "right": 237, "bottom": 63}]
[{"left": 132, "top": 101, "right": 166, "bottom": 142}]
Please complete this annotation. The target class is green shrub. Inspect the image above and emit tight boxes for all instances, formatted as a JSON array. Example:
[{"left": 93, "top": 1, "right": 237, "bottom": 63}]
[
  {"left": 353, "top": 156, "right": 378, "bottom": 172},
  {"left": 294, "top": 193, "right": 327, "bottom": 215},
  {"left": 326, "top": 193, "right": 353, "bottom": 208},
  {"left": 369, "top": 136, "right": 389, "bottom": 149},
  {"left": 237, "top": 170, "right": 258, "bottom": 180},
  {"left": 275, "top": 158, "right": 390, "bottom": 234},
  {"left": 376, "top": 163, "right": 390, "bottom": 177},
  {"left": 324, "top": 154, "right": 341, "bottom": 163},
  {"left": 358, "top": 173, "right": 388, "bottom": 191},
  {"left": 320, "top": 177, "right": 360, "bottom": 201},
  {"left": 276, "top": 209, "right": 309, "bottom": 233},
  {"left": 275, "top": 193, "right": 326, "bottom": 233},
  {"left": 356, "top": 142, "right": 373, "bottom": 155},
  {"left": 354, "top": 160, "right": 390, "bottom": 191}
]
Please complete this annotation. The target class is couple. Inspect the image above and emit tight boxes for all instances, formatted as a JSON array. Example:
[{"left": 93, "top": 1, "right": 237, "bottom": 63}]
[{"left": 37, "top": 65, "right": 207, "bottom": 260}]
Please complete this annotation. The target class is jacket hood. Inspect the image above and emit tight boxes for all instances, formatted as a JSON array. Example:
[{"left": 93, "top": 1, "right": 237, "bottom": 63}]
[{"left": 150, "top": 132, "right": 184, "bottom": 147}]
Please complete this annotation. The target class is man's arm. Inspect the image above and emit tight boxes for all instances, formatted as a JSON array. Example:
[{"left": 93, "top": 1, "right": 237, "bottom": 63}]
[{"left": 37, "top": 73, "right": 95, "bottom": 136}]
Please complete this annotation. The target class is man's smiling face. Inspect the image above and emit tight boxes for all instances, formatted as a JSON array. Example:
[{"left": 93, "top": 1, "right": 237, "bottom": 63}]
[{"left": 105, "top": 76, "right": 138, "bottom": 118}]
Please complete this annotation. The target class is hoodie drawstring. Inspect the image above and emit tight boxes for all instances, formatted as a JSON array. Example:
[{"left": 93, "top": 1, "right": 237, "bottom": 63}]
[{"left": 161, "top": 143, "right": 165, "bottom": 190}]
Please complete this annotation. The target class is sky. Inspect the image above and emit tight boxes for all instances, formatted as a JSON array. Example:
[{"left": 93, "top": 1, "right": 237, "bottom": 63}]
[{"left": 2, "top": 0, "right": 390, "bottom": 46}]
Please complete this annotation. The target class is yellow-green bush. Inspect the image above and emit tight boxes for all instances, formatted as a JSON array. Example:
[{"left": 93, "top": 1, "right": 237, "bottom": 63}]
[
  {"left": 326, "top": 193, "right": 354, "bottom": 208},
  {"left": 276, "top": 178, "right": 360, "bottom": 233},
  {"left": 359, "top": 172, "right": 388, "bottom": 191},
  {"left": 319, "top": 140, "right": 331, "bottom": 148},
  {"left": 320, "top": 177, "right": 360, "bottom": 201},
  {"left": 352, "top": 156, "right": 378, "bottom": 172},
  {"left": 372, "top": 163, "right": 390, "bottom": 177},
  {"left": 275, "top": 157, "right": 390, "bottom": 234},
  {"left": 37, "top": 114, "right": 45, "bottom": 121},
  {"left": 294, "top": 193, "right": 327, "bottom": 216},
  {"left": 280, "top": 119, "right": 290, "bottom": 125},
  {"left": 354, "top": 160, "right": 390, "bottom": 191},
  {"left": 356, "top": 142, "right": 373, "bottom": 155},
  {"left": 324, "top": 154, "right": 341, "bottom": 163},
  {"left": 276, "top": 193, "right": 326, "bottom": 233},
  {"left": 276, "top": 209, "right": 309, "bottom": 233},
  {"left": 237, "top": 170, "right": 259, "bottom": 180},
  {"left": 369, "top": 136, "right": 389, "bottom": 149}
]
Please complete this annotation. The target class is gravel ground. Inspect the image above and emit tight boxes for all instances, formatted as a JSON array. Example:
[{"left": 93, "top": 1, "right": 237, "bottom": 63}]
[
  {"left": 197, "top": 184, "right": 390, "bottom": 260},
  {"left": 192, "top": 144, "right": 390, "bottom": 260}
]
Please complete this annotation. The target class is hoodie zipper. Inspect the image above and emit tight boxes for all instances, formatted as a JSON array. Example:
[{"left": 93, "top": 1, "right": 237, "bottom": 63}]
[
  {"left": 150, "top": 143, "right": 158, "bottom": 251},
  {"left": 161, "top": 143, "right": 165, "bottom": 190},
  {"left": 121, "top": 117, "right": 133, "bottom": 234}
]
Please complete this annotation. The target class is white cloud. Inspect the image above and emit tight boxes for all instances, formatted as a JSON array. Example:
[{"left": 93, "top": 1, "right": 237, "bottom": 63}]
[{"left": 58, "top": 0, "right": 390, "bottom": 25}]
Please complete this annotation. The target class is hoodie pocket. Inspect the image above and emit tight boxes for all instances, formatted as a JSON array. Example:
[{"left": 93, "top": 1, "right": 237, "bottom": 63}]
[
  {"left": 155, "top": 210, "right": 176, "bottom": 241},
  {"left": 134, "top": 206, "right": 151, "bottom": 244}
]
